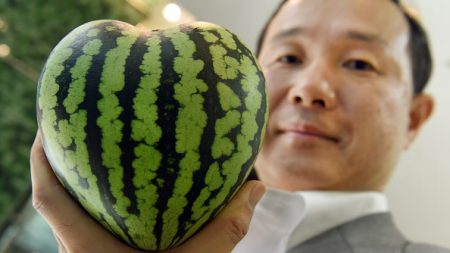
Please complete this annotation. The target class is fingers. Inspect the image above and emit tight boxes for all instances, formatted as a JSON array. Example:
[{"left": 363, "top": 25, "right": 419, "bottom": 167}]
[{"left": 175, "top": 180, "right": 265, "bottom": 253}]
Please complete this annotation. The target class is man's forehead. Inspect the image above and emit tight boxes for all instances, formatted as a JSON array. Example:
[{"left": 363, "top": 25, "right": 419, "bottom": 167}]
[
  {"left": 269, "top": 0, "right": 408, "bottom": 44},
  {"left": 281, "top": 0, "right": 401, "bottom": 15},
  {"left": 270, "top": 26, "right": 389, "bottom": 48}
]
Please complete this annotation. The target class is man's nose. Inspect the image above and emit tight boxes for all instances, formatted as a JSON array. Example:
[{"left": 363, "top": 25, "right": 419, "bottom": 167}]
[{"left": 287, "top": 64, "right": 337, "bottom": 110}]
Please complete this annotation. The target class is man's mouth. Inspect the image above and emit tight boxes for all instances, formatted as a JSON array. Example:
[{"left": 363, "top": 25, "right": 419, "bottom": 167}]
[{"left": 278, "top": 123, "right": 339, "bottom": 143}]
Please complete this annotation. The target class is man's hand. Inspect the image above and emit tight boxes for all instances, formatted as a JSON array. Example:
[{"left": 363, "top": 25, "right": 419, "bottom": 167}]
[{"left": 30, "top": 132, "right": 265, "bottom": 253}]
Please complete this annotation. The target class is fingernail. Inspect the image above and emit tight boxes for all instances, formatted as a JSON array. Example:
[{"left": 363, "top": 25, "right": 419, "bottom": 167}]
[{"left": 249, "top": 183, "right": 265, "bottom": 208}]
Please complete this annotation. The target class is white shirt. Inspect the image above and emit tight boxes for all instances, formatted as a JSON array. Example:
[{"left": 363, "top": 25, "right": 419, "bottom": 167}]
[{"left": 232, "top": 187, "right": 389, "bottom": 253}]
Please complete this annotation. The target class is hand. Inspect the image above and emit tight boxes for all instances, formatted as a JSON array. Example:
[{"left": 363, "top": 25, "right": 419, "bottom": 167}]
[{"left": 30, "top": 132, "right": 265, "bottom": 253}]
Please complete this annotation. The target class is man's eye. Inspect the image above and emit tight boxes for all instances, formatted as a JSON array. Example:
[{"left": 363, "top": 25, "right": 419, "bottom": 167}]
[
  {"left": 278, "top": 55, "right": 303, "bottom": 65},
  {"left": 343, "top": 59, "right": 375, "bottom": 71}
]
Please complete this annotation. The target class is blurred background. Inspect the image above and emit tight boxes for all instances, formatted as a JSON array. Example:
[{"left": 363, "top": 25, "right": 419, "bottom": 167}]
[{"left": 0, "top": 0, "right": 448, "bottom": 252}]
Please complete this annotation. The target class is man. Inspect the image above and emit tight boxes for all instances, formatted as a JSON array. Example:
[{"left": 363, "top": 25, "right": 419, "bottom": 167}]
[
  {"left": 235, "top": 0, "right": 447, "bottom": 251},
  {"left": 29, "top": 0, "right": 449, "bottom": 252}
]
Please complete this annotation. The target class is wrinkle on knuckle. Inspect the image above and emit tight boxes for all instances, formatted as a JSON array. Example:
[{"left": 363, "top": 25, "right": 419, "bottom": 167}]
[
  {"left": 32, "top": 191, "right": 49, "bottom": 212},
  {"left": 242, "top": 202, "right": 255, "bottom": 219},
  {"left": 32, "top": 184, "right": 64, "bottom": 213},
  {"left": 32, "top": 199, "right": 44, "bottom": 212},
  {"left": 223, "top": 216, "right": 249, "bottom": 245}
]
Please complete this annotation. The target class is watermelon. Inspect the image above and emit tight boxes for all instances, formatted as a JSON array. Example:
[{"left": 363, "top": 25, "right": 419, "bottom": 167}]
[{"left": 36, "top": 20, "right": 267, "bottom": 250}]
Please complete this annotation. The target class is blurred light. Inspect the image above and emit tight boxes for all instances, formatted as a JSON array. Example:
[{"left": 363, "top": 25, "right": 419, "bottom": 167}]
[
  {"left": 0, "top": 44, "right": 11, "bottom": 58},
  {"left": 0, "top": 18, "right": 7, "bottom": 32},
  {"left": 138, "top": 0, "right": 195, "bottom": 30},
  {"left": 163, "top": 3, "right": 182, "bottom": 23}
]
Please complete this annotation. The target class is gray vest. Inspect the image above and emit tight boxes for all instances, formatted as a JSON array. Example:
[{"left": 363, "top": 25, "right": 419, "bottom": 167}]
[{"left": 287, "top": 213, "right": 449, "bottom": 253}]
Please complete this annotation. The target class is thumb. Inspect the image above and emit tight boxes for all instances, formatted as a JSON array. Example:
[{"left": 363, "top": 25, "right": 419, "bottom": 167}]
[{"left": 176, "top": 181, "right": 265, "bottom": 253}]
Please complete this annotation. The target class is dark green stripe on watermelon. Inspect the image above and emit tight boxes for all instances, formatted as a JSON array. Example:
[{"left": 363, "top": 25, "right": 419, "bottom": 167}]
[
  {"left": 81, "top": 21, "right": 137, "bottom": 245},
  {"left": 116, "top": 33, "right": 149, "bottom": 217},
  {"left": 150, "top": 30, "right": 184, "bottom": 249}
]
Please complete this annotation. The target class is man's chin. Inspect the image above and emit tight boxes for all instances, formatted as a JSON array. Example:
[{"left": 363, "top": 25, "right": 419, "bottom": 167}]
[{"left": 258, "top": 163, "right": 346, "bottom": 191}]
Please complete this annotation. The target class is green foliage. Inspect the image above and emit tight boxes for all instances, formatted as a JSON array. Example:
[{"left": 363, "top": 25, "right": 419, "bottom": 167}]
[{"left": 0, "top": 0, "right": 150, "bottom": 232}]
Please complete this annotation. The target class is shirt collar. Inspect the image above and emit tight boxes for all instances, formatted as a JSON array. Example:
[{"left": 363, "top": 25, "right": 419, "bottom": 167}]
[
  {"left": 287, "top": 190, "right": 389, "bottom": 249},
  {"left": 232, "top": 187, "right": 389, "bottom": 253}
]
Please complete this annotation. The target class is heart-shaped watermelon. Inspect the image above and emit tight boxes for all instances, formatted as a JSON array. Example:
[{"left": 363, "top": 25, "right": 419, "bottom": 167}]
[{"left": 36, "top": 20, "right": 267, "bottom": 250}]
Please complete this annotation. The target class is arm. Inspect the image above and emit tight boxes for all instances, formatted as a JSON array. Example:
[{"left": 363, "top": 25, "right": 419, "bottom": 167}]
[{"left": 30, "top": 132, "right": 265, "bottom": 253}]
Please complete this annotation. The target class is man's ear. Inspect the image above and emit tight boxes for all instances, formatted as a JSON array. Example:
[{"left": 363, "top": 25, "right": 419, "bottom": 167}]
[{"left": 405, "top": 93, "right": 434, "bottom": 149}]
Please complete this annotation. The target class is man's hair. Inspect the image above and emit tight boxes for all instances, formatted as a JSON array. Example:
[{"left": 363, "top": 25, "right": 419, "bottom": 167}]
[{"left": 255, "top": 0, "right": 433, "bottom": 95}]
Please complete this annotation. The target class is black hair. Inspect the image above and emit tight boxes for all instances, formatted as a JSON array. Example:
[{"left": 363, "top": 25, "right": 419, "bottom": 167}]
[{"left": 255, "top": 0, "right": 433, "bottom": 95}]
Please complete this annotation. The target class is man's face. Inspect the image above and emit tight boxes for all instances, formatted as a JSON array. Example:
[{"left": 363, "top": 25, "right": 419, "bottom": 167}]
[{"left": 255, "top": 0, "right": 421, "bottom": 191}]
